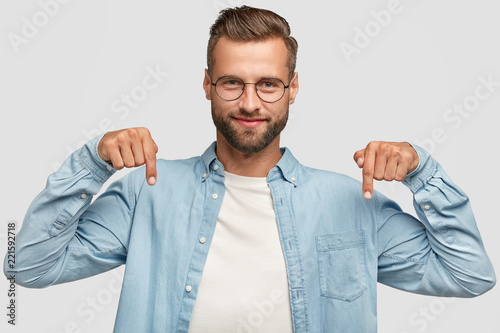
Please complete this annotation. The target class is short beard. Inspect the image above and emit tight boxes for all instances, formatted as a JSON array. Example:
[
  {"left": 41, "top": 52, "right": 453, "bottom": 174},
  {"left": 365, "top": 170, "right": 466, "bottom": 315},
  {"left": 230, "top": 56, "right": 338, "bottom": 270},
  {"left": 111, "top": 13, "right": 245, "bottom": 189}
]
[{"left": 212, "top": 106, "right": 288, "bottom": 154}]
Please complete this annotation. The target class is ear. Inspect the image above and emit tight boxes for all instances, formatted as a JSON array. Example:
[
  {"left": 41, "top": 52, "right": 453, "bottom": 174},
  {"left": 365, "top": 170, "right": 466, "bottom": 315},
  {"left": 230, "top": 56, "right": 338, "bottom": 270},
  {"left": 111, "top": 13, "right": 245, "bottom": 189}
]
[
  {"left": 203, "top": 69, "right": 212, "bottom": 100},
  {"left": 288, "top": 72, "right": 299, "bottom": 105}
]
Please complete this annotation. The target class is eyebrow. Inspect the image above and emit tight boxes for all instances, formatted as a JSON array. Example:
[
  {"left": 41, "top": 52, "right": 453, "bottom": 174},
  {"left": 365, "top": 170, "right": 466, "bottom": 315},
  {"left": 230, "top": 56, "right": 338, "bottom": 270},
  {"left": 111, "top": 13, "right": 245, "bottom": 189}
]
[{"left": 216, "top": 74, "right": 286, "bottom": 81}]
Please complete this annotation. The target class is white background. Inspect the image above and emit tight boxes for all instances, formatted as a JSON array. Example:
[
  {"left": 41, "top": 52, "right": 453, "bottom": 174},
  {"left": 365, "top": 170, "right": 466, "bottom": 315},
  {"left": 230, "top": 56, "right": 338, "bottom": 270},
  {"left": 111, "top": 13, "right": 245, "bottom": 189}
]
[{"left": 1, "top": 0, "right": 499, "bottom": 332}]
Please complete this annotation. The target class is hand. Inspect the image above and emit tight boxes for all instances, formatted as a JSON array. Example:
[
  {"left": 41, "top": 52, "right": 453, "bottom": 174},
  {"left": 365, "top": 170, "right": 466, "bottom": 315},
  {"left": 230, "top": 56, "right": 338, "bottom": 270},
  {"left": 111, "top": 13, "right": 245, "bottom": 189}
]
[
  {"left": 353, "top": 141, "right": 419, "bottom": 200},
  {"left": 98, "top": 127, "right": 158, "bottom": 186}
]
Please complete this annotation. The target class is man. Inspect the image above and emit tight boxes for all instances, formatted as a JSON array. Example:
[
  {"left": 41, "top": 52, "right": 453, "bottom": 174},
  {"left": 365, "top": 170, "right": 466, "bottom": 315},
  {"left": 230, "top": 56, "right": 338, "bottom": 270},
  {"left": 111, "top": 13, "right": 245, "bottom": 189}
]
[{"left": 4, "top": 6, "right": 495, "bottom": 333}]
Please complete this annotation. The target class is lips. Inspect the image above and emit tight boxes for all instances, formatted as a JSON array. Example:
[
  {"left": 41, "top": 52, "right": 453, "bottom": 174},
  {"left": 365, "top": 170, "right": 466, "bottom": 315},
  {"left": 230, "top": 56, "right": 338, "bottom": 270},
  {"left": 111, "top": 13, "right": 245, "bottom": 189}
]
[{"left": 234, "top": 117, "right": 266, "bottom": 128}]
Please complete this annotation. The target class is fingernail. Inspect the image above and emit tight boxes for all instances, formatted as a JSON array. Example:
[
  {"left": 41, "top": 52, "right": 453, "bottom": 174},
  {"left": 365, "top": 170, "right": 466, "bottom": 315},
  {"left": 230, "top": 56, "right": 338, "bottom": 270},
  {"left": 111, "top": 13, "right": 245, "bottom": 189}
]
[
  {"left": 357, "top": 158, "right": 363, "bottom": 167},
  {"left": 364, "top": 191, "right": 372, "bottom": 200},
  {"left": 148, "top": 177, "right": 156, "bottom": 185}
]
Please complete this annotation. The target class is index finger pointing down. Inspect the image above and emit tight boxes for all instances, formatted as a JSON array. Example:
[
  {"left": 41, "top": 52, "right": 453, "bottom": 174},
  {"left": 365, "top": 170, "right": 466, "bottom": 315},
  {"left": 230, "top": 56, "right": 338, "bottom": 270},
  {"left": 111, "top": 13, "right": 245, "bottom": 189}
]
[
  {"left": 144, "top": 139, "right": 157, "bottom": 186},
  {"left": 361, "top": 147, "right": 376, "bottom": 200}
]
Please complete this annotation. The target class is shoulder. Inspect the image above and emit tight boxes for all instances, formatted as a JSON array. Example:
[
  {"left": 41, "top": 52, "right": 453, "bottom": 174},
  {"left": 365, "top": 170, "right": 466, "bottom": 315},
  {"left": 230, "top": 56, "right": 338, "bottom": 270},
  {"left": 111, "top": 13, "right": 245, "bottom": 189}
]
[
  {"left": 156, "top": 155, "right": 203, "bottom": 172},
  {"left": 298, "top": 164, "right": 362, "bottom": 189}
]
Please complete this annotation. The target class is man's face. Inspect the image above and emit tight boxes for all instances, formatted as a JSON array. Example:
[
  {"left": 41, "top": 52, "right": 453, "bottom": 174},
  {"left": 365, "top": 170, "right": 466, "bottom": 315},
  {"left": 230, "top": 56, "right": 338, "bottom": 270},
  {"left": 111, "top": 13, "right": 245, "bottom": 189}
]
[{"left": 203, "top": 36, "right": 298, "bottom": 154}]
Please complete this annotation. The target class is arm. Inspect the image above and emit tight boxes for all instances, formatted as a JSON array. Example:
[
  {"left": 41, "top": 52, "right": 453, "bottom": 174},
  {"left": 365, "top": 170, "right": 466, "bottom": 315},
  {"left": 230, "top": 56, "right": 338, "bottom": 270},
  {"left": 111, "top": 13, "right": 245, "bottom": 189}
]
[
  {"left": 3, "top": 128, "right": 158, "bottom": 288},
  {"left": 355, "top": 141, "right": 495, "bottom": 297}
]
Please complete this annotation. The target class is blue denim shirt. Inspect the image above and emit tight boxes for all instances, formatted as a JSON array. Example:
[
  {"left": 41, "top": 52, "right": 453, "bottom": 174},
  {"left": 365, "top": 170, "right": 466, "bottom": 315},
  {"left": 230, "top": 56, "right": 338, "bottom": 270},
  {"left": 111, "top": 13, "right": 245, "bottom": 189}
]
[{"left": 4, "top": 135, "right": 495, "bottom": 332}]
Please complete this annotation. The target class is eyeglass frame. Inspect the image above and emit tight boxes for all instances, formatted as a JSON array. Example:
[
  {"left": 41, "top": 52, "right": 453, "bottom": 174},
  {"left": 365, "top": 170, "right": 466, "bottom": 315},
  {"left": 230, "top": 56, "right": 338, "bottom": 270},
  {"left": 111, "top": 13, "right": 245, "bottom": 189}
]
[{"left": 210, "top": 75, "right": 291, "bottom": 103}]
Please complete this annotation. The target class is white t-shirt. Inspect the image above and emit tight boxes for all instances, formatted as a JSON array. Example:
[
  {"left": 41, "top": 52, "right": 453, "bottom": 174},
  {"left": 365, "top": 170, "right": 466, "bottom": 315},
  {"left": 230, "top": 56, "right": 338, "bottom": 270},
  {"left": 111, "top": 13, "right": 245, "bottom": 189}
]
[{"left": 188, "top": 171, "right": 293, "bottom": 333}]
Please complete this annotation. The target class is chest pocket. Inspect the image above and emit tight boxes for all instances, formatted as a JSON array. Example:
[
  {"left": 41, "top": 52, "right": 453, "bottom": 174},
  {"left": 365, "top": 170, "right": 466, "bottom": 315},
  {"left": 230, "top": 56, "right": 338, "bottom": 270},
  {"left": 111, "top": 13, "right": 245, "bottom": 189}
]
[{"left": 315, "top": 229, "right": 366, "bottom": 301}]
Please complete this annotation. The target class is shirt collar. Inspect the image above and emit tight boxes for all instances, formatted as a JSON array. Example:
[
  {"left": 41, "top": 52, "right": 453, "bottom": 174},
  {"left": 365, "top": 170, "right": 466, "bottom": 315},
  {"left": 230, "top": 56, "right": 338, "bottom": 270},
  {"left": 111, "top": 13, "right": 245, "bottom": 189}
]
[
  {"left": 201, "top": 141, "right": 219, "bottom": 171},
  {"left": 272, "top": 147, "right": 299, "bottom": 186},
  {"left": 200, "top": 141, "right": 300, "bottom": 186}
]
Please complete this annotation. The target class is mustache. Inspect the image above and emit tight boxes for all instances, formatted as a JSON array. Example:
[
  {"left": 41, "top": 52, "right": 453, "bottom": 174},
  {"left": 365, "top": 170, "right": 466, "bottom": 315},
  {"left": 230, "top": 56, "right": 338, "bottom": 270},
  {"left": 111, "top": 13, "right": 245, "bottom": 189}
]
[{"left": 230, "top": 110, "right": 267, "bottom": 119}]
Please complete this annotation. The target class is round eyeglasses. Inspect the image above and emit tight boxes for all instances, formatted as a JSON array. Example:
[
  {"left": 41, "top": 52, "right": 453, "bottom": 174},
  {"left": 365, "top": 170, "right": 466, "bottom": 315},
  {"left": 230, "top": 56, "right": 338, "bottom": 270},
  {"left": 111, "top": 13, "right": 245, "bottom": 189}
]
[{"left": 211, "top": 76, "right": 290, "bottom": 103}]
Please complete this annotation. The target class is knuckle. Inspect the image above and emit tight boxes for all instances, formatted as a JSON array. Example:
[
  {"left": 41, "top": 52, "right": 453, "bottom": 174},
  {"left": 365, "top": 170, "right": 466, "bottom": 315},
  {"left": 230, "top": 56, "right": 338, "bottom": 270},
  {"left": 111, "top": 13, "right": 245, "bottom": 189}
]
[
  {"left": 383, "top": 175, "right": 393, "bottom": 181},
  {"left": 113, "top": 161, "right": 124, "bottom": 170},
  {"left": 135, "top": 156, "right": 145, "bottom": 165},
  {"left": 379, "top": 142, "right": 394, "bottom": 155},
  {"left": 366, "top": 141, "right": 378, "bottom": 150},
  {"left": 402, "top": 150, "right": 413, "bottom": 161},
  {"left": 145, "top": 152, "right": 157, "bottom": 161},
  {"left": 116, "top": 132, "right": 128, "bottom": 143},
  {"left": 124, "top": 160, "right": 135, "bottom": 168},
  {"left": 378, "top": 141, "right": 389, "bottom": 149},
  {"left": 395, "top": 170, "right": 407, "bottom": 181},
  {"left": 394, "top": 150, "right": 403, "bottom": 159},
  {"left": 395, "top": 175, "right": 405, "bottom": 181},
  {"left": 138, "top": 127, "right": 151, "bottom": 137},
  {"left": 126, "top": 128, "right": 139, "bottom": 139},
  {"left": 101, "top": 140, "right": 112, "bottom": 151},
  {"left": 362, "top": 166, "right": 373, "bottom": 177},
  {"left": 373, "top": 172, "right": 384, "bottom": 181}
]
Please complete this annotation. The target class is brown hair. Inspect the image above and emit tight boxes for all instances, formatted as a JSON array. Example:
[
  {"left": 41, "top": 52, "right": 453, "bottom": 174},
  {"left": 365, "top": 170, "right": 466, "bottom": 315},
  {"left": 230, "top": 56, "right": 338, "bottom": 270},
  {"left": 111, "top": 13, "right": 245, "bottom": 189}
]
[{"left": 207, "top": 5, "right": 298, "bottom": 81}]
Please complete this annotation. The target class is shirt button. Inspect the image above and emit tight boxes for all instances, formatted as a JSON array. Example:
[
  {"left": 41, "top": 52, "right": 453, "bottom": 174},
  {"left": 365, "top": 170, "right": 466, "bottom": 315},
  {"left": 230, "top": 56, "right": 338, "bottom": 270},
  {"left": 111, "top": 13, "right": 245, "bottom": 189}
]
[
  {"left": 424, "top": 204, "right": 430, "bottom": 210},
  {"left": 291, "top": 177, "right": 296, "bottom": 182},
  {"left": 186, "top": 285, "right": 192, "bottom": 292},
  {"left": 213, "top": 164, "right": 219, "bottom": 171},
  {"left": 202, "top": 173, "right": 207, "bottom": 178},
  {"left": 199, "top": 237, "right": 206, "bottom": 244},
  {"left": 80, "top": 193, "right": 87, "bottom": 199},
  {"left": 106, "top": 165, "right": 113, "bottom": 171},
  {"left": 212, "top": 193, "right": 218, "bottom": 200}
]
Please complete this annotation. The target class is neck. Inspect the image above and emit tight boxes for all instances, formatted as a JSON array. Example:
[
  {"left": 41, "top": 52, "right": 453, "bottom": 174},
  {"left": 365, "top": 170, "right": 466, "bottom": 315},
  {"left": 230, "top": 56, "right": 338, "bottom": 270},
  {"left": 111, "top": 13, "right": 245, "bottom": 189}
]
[{"left": 215, "top": 133, "right": 282, "bottom": 177}]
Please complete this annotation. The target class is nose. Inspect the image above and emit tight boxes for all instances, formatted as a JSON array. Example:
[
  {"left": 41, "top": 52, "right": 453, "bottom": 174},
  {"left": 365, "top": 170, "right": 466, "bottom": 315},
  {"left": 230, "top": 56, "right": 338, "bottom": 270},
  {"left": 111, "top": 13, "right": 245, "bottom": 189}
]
[{"left": 238, "top": 83, "right": 261, "bottom": 113}]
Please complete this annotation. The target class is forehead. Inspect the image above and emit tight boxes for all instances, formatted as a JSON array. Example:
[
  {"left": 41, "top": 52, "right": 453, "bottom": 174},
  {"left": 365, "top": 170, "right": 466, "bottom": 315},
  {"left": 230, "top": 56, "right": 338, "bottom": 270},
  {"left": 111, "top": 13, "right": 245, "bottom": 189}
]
[{"left": 212, "top": 36, "right": 288, "bottom": 79}]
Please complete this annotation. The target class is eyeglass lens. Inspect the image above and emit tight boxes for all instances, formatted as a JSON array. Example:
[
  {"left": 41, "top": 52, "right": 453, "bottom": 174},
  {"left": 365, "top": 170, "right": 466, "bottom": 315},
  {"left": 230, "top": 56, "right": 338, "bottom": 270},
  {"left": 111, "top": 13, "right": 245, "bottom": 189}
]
[{"left": 215, "top": 77, "right": 286, "bottom": 103}]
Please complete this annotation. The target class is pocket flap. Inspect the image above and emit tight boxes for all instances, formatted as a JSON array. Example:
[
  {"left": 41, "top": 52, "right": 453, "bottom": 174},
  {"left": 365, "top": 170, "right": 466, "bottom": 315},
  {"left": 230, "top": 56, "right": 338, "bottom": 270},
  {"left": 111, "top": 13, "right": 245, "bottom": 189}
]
[{"left": 315, "top": 229, "right": 364, "bottom": 252}]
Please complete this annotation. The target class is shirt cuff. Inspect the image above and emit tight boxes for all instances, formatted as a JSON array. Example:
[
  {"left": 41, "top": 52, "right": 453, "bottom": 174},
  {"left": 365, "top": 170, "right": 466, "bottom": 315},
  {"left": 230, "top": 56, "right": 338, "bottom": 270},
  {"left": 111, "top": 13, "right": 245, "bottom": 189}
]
[
  {"left": 78, "top": 134, "right": 116, "bottom": 184},
  {"left": 402, "top": 143, "right": 437, "bottom": 193}
]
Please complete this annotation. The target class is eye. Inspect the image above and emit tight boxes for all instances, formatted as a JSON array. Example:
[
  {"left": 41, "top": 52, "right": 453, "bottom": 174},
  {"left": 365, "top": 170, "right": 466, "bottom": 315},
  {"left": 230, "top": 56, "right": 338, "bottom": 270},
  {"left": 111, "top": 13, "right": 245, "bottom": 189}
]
[
  {"left": 219, "top": 77, "right": 243, "bottom": 89},
  {"left": 262, "top": 80, "right": 277, "bottom": 88},
  {"left": 257, "top": 79, "right": 282, "bottom": 92}
]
